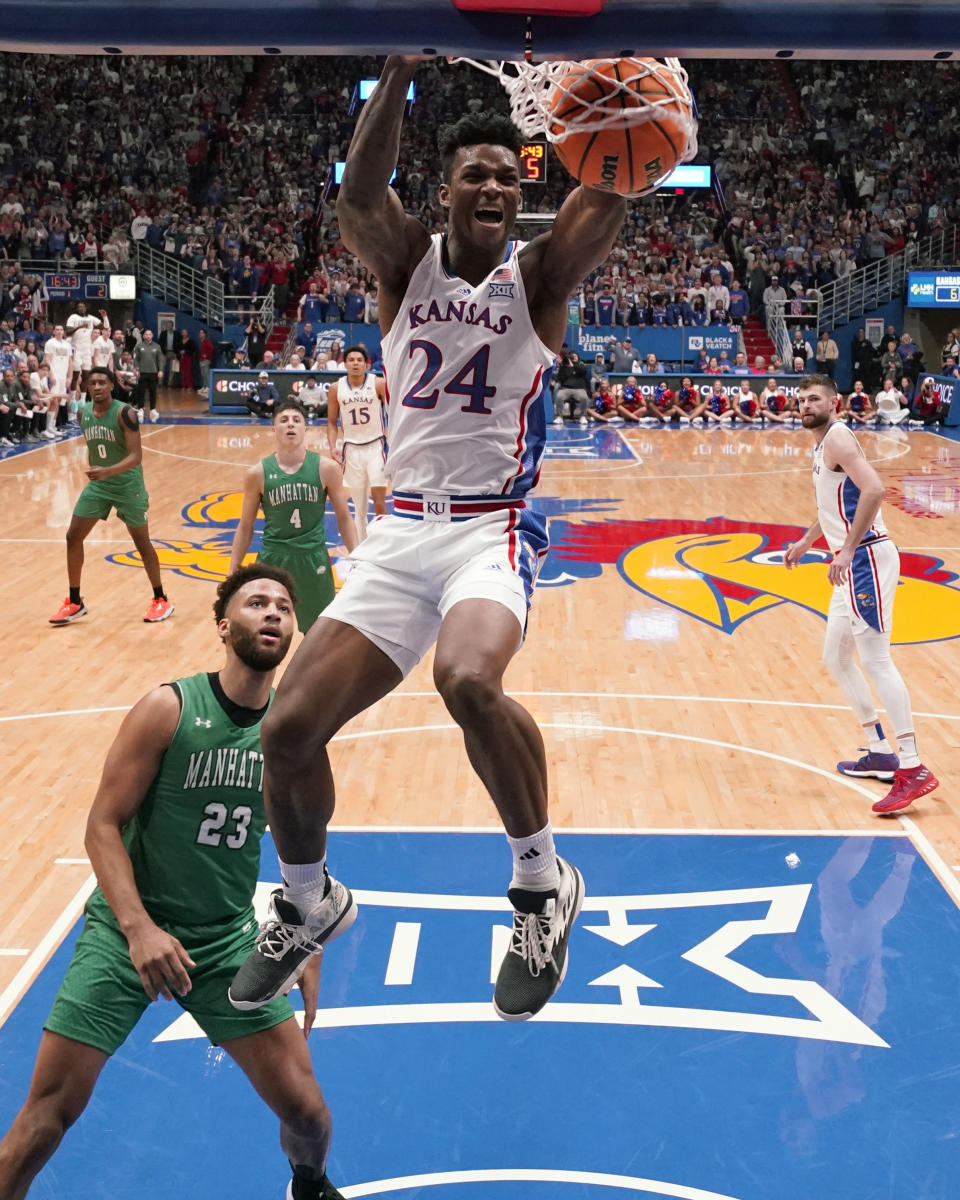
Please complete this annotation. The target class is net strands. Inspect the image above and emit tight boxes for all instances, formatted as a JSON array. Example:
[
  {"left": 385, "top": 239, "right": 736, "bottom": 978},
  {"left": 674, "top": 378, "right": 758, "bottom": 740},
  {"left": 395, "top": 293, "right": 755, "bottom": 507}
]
[{"left": 458, "top": 57, "right": 698, "bottom": 163}]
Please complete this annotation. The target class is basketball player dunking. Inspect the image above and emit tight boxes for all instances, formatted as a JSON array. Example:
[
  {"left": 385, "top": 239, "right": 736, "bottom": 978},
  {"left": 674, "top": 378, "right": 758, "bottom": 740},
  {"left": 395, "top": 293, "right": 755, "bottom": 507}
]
[
  {"left": 230, "top": 55, "right": 628, "bottom": 1021},
  {"left": 786, "top": 375, "right": 939, "bottom": 813},
  {"left": 326, "top": 345, "right": 388, "bottom": 540}
]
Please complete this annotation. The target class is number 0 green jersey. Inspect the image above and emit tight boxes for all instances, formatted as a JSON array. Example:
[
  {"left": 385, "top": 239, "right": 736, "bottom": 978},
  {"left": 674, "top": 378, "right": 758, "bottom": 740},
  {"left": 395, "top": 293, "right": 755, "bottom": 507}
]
[
  {"left": 80, "top": 398, "right": 142, "bottom": 484},
  {"left": 85, "top": 672, "right": 271, "bottom": 931},
  {"left": 260, "top": 450, "right": 328, "bottom": 556}
]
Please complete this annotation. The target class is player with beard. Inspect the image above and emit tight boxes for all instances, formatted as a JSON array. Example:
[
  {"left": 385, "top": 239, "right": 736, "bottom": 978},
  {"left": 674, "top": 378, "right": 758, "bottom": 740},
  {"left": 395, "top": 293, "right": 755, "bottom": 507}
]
[
  {"left": 0, "top": 566, "right": 346, "bottom": 1200},
  {"left": 786, "top": 375, "right": 939, "bottom": 813},
  {"left": 230, "top": 55, "right": 629, "bottom": 1025}
]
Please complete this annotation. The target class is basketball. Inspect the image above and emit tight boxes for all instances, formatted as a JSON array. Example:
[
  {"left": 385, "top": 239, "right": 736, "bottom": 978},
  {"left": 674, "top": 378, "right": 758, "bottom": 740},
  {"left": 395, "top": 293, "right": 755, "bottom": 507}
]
[{"left": 546, "top": 58, "right": 694, "bottom": 198}]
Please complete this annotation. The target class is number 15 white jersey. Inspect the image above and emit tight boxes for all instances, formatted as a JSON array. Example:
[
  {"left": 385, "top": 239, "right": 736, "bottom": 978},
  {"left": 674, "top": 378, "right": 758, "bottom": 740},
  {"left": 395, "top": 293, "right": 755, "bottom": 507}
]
[
  {"left": 380, "top": 234, "right": 555, "bottom": 498},
  {"left": 337, "top": 373, "right": 386, "bottom": 445}
]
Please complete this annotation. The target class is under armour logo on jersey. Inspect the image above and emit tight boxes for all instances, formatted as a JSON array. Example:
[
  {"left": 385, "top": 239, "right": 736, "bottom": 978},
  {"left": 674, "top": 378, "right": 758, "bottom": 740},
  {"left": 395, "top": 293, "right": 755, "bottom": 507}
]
[{"left": 195, "top": 717, "right": 212, "bottom": 727}]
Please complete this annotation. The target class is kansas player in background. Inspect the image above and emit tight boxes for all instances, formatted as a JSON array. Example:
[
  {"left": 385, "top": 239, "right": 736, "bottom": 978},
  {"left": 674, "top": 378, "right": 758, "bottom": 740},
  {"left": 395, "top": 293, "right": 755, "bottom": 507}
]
[
  {"left": 0, "top": 567, "right": 345, "bottom": 1200},
  {"left": 786, "top": 375, "right": 939, "bottom": 813},
  {"left": 326, "top": 345, "right": 389, "bottom": 541},
  {"left": 230, "top": 54, "right": 628, "bottom": 1023}
]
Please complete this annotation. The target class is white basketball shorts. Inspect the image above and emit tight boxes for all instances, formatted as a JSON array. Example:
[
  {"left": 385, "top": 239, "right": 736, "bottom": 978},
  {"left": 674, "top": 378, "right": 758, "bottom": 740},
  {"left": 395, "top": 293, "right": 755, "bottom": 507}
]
[
  {"left": 342, "top": 438, "right": 388, "bottom": 490},
  {"left": 828, "top": 536, "right": 899, "bottom": 635},
  {"left": 322, "top": 495, "right": 549, "bottom": 677}
]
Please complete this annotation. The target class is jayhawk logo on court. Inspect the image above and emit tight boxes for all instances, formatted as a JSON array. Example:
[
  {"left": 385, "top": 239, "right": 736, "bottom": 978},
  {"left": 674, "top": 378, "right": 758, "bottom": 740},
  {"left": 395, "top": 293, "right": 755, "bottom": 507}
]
[
  {"left": 548, "top": 516, "right": 960, "bottom": 645},
  {"left": 105, "top": 498, "right": 960, "bottom": 645}
]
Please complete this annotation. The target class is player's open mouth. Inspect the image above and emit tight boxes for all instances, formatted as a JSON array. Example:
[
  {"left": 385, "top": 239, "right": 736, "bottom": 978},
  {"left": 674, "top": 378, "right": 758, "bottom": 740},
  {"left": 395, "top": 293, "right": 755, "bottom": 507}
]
[
  {"left": 259, "top": 627, "right": 280, "bottom": 642},
  {"left": 475, "top": 208, "right": 503, "bottom": 226}
]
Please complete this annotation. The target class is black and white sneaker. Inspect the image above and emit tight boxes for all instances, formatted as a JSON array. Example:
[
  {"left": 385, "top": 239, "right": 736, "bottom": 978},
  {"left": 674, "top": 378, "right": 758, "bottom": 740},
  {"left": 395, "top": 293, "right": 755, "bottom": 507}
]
[
  {"left": 228, "top": 877, "right": 357, "bottom": 1011},
  {"left": 493, "top": 856, "right": 584, "bottom": 1021},
  {"left": 287, "top": 1173, "right": 346, "bottom": 1199}
]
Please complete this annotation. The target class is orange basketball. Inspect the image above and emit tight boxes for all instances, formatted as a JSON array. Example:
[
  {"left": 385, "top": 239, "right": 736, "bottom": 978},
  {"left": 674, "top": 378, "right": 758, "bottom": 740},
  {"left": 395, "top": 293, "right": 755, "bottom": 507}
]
[{"left": 546, "top": 58, "right": 694, "bottom": 198}]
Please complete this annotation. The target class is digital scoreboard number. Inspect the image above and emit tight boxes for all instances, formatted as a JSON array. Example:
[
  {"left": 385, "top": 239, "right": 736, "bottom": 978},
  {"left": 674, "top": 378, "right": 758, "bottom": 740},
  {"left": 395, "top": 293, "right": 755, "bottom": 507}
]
[{"left": 519, "top": 142, "right": 546, "bottom": 184}]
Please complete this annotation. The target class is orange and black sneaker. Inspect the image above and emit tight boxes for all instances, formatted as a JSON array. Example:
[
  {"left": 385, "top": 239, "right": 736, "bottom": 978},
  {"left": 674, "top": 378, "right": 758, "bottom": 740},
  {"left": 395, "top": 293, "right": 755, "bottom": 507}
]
[
  {"left": 143, "top": 597, "right": 174, "bottom": 623},
  {"left": 49, "top": 598, "right": 87, "bottom": 625},
  {"left": 872, "top": 764, "right": 940, "bottom": 814}
]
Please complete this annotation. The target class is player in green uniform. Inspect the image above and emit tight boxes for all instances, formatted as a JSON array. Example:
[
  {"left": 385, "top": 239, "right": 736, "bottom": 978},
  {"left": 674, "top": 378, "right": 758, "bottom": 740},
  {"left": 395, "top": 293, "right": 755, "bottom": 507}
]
[
  {"left": 230, "top": 399, "right": 357, "bottom": 633},
  {"left": 0, "top": 566, "right": 344, "bottom": 1200},
  {"left": 48, "top": 366, "right": 173, "bottom": 626}
]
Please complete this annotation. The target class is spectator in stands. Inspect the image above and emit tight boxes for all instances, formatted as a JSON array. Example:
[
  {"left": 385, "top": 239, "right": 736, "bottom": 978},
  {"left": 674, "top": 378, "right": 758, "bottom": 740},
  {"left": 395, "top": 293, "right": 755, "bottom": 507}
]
[
  {"left": 814, "top": 329, "right": 839, "bottom": 379},
  {"left": 607, "top": 338, "right": 635, "bottom": 374},
  {"left": 197, "top": 329, "right": 214, "bottom": 396},
  {"left": 256, "top": 349, "right": 277, "bottom": 371},
  {"left": 342, "top": 280, "right": 366, "bottom": 323},
  {"left": 730, "top": 352, "right": 750, "bottom": 376},
  {"left": 178, "top": 329, "right": 197, "bottom": 390},
  {"left": 157, "top": 321, "right": 178, "bottom": 387},
  {"left": 879, "top": 339, "right": 901, "bottom": 384},
  {"left": 751, "top": 355, "right": 769, "bottom": 375},
  {"left": 688, "top": 295, "right": 709, "bottom": 326},
  {"left": 642, "top": 352, "right": 662, "bottom": 375},
  {"left": 595, "top": 283, "right": 616, "bottom": 326},
  {"left": 896, "top": 333, "right": 922, "bottom": 381},
  {"left": 245, "top": 371, "right": 280, "bottom": 419},
  {"left": 727, "top": 279, "right": 750, "bottom": 327},
  {"left": 245, "top": 315, "right": 267, "bottom": 366},
  {"left": 284, "top": 354, "right": 306, "bottom": 371},
  {"left": 943, "top": 356, "right": 960, "bottom": 379},
  {"left": 298, "top": 323, "right": 318, "bottom": 359},
  {"left": 761, "top": 275, "right": 786, "bottom": 322},
  {"left": 553, "top": 351, "right": 590, "bottom": 425},
  {"left": 851, "top": 329, "right": 878, "bottom": 390},
  {"left": 940, "top": 329, "right": 960, "bottom": 369},
  {"left": 299, "top": 377, "right": 327, "bottom": 422},
  {"left": 704, "top": 356, "right": 722, "bottom": 375}
]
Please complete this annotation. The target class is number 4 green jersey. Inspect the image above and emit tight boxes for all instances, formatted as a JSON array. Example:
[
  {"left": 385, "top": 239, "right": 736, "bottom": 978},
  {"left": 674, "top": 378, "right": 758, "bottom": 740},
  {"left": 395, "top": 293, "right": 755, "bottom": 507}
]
[
  {"left": 260, "top": 450, "right": 328, "bottom": 556},
  {"left": 85, "top": 672, "right": 271, "bottom": 931}
]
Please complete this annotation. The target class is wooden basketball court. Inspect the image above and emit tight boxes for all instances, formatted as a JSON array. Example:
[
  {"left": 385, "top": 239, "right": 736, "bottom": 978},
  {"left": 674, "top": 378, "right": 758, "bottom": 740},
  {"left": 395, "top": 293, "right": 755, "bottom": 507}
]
[{"left": 1, "top": 396, "right": 958, "bottom": 1013}]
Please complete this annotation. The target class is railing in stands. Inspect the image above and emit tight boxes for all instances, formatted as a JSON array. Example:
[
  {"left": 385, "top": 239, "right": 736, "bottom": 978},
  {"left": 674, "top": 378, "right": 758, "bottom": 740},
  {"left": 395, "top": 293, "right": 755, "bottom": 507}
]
[
  {"left": 814, "top": 223, "right": 959, "bottom": 333},
  {"left": 767, "top": 305, "right": 790, "bottom": 367},
  {"left": 130, "top": 241, "right": 275, "bottom": 334}
]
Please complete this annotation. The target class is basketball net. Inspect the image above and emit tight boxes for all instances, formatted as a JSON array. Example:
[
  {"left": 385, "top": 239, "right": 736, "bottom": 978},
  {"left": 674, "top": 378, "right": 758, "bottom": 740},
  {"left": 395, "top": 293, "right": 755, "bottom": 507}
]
[{"left": 455, "top": 57, "right": 698, "bottom": 164}]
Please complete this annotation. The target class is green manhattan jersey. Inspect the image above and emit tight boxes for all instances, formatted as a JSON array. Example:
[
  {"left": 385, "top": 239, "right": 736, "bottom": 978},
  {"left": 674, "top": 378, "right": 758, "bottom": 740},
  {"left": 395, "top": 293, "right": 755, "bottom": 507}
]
[
  {"left": 80, "top": 397, "right": 143, "bottom": 486},
  {"left": 85, "top": 672, "right": 271, "bottom": 931},
  {"left": 260, "top": 450, "right": 328, "bottom": 556}
]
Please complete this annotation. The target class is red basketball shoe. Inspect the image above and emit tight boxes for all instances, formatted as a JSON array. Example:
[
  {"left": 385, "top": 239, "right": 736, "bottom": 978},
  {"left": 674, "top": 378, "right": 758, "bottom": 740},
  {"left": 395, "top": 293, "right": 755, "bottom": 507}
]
[
  {"left": 872, "top": 765, "right": 939, "bottom": 814},
  {"left": 49, "top": 598, "right": 88, "bottom": 625}
]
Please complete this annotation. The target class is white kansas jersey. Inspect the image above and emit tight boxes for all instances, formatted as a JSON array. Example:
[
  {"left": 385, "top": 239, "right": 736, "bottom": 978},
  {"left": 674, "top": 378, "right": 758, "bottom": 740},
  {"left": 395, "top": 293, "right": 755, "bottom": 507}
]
[
  {"left": 43, "top": 337, "right": 74, "bottom": 379},
  {"left": 380, "top": 234, "right": 555, "bottom": 497},
  {"left": 66, "top": 313, "right": 99, "bottom": 355},
  {"left": 813, "top": 422, "right": 887, "bottom": 553},
  {"left": 337, "top": 373, "right": 386, "bottom": 444}
]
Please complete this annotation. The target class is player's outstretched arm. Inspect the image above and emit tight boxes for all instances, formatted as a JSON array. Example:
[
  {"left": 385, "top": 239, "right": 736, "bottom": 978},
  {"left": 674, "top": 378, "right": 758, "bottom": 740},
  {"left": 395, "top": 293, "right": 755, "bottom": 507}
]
[
  {"left": 523, "top": 185, "right": 626, "bottom": 350},
  {"left": 229, "top": 462, "right": 265, "bottom": 575},
  {"left": 84, "top": 685, "right": 196, "bottom": 1002},
  {"left": 320, "top": 458, "right": 359, "bottom": 553},
  {"left": 338, "top": 57, "right": 432, "bottom": 311}
]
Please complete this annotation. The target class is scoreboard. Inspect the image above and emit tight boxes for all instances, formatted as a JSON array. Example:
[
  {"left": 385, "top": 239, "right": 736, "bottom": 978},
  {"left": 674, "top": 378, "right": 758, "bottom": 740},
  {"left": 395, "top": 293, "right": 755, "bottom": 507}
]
[
  {"left": 43, "top": 272, "right": 136, "bottom": 301},
  {"left": 907, "top": 271, "right": 960, "bottom": 308},
  {"left": 44, "top": 272, "right": 108, "bottom": 300},
  {"left": 519, "top": 141, "right": 546, "bottom": 183}
]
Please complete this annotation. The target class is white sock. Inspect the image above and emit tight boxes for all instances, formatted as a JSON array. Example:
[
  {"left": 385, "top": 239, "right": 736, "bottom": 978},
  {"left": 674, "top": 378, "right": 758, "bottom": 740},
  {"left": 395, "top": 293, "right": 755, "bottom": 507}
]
[
  {"left": 279, "top": 857, "right": 328, "bottom": 910},
  {"left": 896, "top": 733, "right": 920, "bottom": 770},
  {"left": 507, "top": 823, "right": 560, "bottom": 891},
  {"left": 864, "top": 721, "right": 893, "bottom": 754}
]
